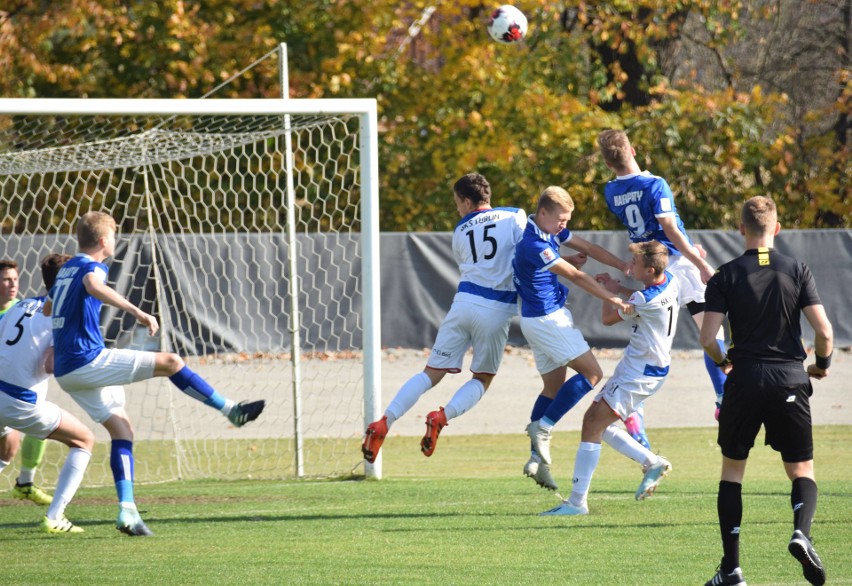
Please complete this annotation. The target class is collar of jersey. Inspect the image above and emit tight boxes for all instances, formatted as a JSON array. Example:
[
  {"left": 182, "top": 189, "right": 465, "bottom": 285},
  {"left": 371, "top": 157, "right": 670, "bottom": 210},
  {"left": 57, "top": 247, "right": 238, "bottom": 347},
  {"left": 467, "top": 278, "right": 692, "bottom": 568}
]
[
  {"left": 526, "top": 214, "right": 550, "bottom": 241},
  {"left": 640, "top": 270, "right": 674, "bottom": 302}
]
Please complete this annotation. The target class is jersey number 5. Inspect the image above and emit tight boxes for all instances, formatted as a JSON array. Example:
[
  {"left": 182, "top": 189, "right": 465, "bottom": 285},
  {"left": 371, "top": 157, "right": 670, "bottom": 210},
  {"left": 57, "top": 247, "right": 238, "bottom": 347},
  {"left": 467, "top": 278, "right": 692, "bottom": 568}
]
[
  {"left": 4, "top": 308, "right": 34, "bottom": 346},
  {"left": 466, "top": 224, "right": 497, "bottom": 263}
]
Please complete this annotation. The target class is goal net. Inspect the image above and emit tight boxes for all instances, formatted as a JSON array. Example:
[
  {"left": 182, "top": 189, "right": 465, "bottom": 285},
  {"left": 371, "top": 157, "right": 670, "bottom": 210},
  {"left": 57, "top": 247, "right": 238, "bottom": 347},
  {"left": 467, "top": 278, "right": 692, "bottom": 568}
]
[{"left": 0, "top": 98, "right": 382, "bottom": 487}]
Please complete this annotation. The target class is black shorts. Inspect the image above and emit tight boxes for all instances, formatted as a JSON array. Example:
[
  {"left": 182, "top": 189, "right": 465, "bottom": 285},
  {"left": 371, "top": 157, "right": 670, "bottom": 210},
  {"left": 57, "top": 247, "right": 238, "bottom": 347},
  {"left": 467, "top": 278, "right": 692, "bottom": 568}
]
[{"left": 717, "top": 361, "right": 813, "bottom": 462}]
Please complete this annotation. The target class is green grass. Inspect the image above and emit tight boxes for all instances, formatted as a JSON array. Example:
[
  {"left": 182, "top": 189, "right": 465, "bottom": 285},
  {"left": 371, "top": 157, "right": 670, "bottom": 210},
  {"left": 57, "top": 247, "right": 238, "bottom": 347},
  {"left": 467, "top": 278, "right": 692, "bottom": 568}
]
[{"left": 2, "top": 426, "right": 850, "bottom": 585}]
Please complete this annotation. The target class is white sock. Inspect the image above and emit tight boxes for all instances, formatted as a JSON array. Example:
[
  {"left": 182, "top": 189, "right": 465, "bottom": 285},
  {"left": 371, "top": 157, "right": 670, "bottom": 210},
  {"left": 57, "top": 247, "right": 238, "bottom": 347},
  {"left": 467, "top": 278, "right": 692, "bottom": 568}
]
[
  {"left": 18, "top": 466, "right": 36, "bottom": 485},
  {"left": 0, "top": 459, "right": 8, "bottom": 473},
  {"left": 602, "top": 424, "right": 656, "bottom": 468},
  {"left": 384, "top": 372, "right": 433, "bottom": 427},
  {"left": 443, "top": 379, "right": 485, "bottom": 420},
  {"left": 569, "top": 442, "right": 601, "bottom": 507},
  {"left": 220, "top": 399, "right": 235, "bottom": 416},
  {"left": 46, "top": 448, "right": 92, "bottom": 521}
]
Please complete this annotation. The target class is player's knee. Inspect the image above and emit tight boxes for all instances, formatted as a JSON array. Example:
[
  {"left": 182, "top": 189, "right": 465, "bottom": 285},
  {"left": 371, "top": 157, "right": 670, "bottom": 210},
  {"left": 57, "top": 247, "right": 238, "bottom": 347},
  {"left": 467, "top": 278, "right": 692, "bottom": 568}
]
[
  {"left": 473, "top": 373, "right": 494, "bottom": 390},
  {"left": 103, "top": 413, "right": 134, "bottom": 441},
  {"left": 74, "top": 427, "right": 95, "bottom": 451},
  {"left": 156, "top": 352, "right": 185, "bottom": 375},
  {"left": 585, "top": 369, "right": 603, "bottom": 387}
]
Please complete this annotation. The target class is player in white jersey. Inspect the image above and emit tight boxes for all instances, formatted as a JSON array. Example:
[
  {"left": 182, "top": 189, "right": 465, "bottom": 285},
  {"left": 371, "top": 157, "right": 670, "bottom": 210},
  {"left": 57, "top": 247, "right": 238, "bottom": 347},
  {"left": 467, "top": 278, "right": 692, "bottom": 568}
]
[
  {"left": 0, "top": 254, "right": 95, "bottom": 533},
  {"left": 0, "top": 258, "right": 53, "bottom": 506},
  {"left": 361, "top": 173, "right": 527, "bottom": 464},
  {"left": 597, "top": 129, "right": 728, "bottom": 431},
  {"left": 48, "top": 211, "right": 266, "bottom": 536},
  {"left": 542, "top": 241, "right": 678, "bottom": 516}
]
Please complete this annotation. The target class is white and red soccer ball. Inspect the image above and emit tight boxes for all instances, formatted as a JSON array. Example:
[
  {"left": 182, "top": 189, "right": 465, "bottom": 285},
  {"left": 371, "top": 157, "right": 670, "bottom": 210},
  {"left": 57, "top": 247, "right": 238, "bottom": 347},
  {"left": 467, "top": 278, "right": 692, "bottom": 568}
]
[{"left": 487, "top": 5, "right": 528, "bottom": 44}]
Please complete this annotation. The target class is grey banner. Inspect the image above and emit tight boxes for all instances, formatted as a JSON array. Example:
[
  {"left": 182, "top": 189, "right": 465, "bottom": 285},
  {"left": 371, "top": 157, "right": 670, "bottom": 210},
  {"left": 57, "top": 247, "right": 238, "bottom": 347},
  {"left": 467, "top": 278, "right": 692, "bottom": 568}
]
[{"left": 3, "top": 229, "right": 849, "bottom": 353}]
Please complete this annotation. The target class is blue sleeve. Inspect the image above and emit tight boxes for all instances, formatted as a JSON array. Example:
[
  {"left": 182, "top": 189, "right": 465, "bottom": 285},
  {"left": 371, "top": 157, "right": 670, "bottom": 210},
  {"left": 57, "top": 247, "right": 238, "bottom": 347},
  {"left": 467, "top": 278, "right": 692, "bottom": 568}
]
[{"left": 651, "top": 178, "right": 676, "bottom": 217}]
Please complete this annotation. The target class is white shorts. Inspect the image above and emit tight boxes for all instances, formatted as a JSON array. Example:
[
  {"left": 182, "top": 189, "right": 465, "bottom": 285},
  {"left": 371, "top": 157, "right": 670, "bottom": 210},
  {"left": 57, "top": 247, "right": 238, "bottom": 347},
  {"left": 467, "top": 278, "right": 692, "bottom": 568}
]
[
  {"left": 520, "top": 307, "right": 590, "bottom": 375},
  {"left": 595, "top": 371, "right": 667, "bottom": 421},
  {"left": 0, "top": 393, "right": 62, "bottom": 439},
  {"left": 427, "top": 300, "right": 513, "bottom": 375},
  {"left": 56, "top": 348, "right": 156, "bottom": 423},
  {"left": 668, "top": 254, "right": 705, "bottom": 306}
]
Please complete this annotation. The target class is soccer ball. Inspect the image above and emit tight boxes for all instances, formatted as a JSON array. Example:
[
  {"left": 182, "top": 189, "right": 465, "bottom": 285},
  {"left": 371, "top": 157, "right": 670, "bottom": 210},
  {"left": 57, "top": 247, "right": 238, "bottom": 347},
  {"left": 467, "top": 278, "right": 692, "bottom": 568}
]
[{"left": 487, "top": 5, "right": 528, "bottom": 44}]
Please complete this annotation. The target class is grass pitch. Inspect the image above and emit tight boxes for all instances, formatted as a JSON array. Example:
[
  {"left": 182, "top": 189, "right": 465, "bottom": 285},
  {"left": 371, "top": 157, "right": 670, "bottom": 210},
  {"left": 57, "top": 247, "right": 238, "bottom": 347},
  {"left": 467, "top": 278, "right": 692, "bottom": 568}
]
[{"left": 2, "top": 426, "right": 850, "bottom": 585}]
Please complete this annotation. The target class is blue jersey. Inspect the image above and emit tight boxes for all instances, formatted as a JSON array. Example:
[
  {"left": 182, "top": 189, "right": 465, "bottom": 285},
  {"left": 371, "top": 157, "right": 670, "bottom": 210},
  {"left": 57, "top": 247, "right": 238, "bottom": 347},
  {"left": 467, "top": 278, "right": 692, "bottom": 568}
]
[
  {"left": 603, "top": 171, "right": 692, "bottom": 256},
  {"left": 49, "top": 253, "right": 109, "bottom": 376},
  {"left": 512, "top": 215, "right": 572, "bottom": 318}
]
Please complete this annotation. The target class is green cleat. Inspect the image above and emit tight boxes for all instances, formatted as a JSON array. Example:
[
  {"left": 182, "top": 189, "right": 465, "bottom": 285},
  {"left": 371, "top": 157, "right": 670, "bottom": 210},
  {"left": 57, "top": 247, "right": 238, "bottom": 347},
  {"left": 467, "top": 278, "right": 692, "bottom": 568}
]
[
  {"left": 12, "top": 482, "right": 53, "bottom": 506},
  {"left": 41, "top": 515, "right": 84, "bottom": 534}
]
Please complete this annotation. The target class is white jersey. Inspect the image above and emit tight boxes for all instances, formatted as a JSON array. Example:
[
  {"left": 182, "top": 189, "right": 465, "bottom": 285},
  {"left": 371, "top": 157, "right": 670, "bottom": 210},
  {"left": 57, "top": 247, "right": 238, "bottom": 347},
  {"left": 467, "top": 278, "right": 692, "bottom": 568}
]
[
  {"left": 451, "top": 206, "right": 527, "bottom": 313},
  {"left": 0, "top": 296, "right": 52, "bottom": 403},
  {"left": 614, "top": 271, "right": 680, "bottom": 380}
]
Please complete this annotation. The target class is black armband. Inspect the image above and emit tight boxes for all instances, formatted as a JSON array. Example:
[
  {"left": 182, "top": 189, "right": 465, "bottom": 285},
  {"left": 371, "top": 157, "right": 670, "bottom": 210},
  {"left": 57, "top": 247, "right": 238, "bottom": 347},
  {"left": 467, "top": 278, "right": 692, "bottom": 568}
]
[{"left": 815, "top": 353, "right": 832, "bottom": 370}]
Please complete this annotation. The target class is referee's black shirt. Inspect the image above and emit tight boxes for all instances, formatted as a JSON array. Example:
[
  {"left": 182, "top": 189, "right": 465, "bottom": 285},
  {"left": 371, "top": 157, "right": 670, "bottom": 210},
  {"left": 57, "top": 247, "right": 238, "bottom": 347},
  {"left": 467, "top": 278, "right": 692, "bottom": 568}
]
[{"left": 704, "top": 247, "right": 821, "bottom": 364}]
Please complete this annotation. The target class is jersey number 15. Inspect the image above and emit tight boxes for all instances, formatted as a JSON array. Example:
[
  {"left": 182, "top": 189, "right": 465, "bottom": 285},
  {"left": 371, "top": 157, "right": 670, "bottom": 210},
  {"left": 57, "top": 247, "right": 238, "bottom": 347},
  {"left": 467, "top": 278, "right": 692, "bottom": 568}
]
[{"left": 466, "top": 224, "right": 497, "bottom": 263}]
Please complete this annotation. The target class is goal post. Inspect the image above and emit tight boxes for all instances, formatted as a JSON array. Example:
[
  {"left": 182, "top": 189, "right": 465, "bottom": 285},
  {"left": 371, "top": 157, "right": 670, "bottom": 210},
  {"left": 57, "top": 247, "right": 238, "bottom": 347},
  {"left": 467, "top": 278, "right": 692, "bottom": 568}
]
[{"left": 0, "top": 98, "right": 384, "bottom": 485}]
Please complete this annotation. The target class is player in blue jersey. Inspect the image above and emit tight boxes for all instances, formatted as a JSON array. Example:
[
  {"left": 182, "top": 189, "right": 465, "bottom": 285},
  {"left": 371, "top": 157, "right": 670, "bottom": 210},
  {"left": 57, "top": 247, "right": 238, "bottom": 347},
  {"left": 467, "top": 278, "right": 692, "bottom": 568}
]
[
  {"left": 597, "top": 129, "right": 728, "bottom": 432},
  {"left": 361, "top": 173, "right": 527, "bottom": 464},
  {"left": 514, "top": 186, "right": 632, "bottom": 491},
  {"left": 0, "top": 258, "right": 52, "bottom": 507},
  {"left": 542, "top": 241, "right": 678, "bottom": 515},
  {"left": 0, "top": 253, "right": 95, "bottom": 533},
  {"left": 47, "top": 211, "right": 266, "bottom": 536}
]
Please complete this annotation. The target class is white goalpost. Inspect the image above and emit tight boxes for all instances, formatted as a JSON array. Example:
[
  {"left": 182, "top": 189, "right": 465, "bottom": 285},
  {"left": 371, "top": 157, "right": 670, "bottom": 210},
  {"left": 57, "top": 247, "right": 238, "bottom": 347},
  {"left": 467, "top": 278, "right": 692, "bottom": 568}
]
[{"left": 0, "top": 97, "right": 384, "bottom": 485}]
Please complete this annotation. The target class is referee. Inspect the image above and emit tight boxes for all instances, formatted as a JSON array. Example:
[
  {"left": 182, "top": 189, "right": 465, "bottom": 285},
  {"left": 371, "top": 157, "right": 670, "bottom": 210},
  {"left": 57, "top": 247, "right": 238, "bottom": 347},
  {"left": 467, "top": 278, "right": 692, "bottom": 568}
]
[{"left": 699, "top": 196, "right": 833, "bottom": 586}]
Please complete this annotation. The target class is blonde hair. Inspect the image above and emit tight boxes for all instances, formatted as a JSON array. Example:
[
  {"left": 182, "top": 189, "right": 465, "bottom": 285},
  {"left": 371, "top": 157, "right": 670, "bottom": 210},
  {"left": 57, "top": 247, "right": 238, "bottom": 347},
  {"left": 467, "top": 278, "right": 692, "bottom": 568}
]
[
  {"left": 77, "top": 211, "right": 117, "bottom": 249},
  {"left": 597, "top": 129, "right": 633, "bottom": 170},
  {"left": 628, "top": 241, "right": 669, "bottom": 276},
  {"left": 537, "top": 186, "right": 575, "bottom": 214},
  {"left": 741, "top": 196, "right": 777, "bottom": 236}
]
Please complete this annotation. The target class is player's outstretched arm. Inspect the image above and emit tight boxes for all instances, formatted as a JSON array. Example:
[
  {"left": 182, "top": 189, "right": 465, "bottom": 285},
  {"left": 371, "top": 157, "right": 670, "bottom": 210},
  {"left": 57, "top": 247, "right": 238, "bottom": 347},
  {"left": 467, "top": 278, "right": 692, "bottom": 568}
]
[
  {"left": 82, "top": 273, "right": 160, "bottom": 336},
  {"left": 595, "top": 273, "right": 629, "bottom": 325},
  {"left": 658, "top": 216, "right": 714, "bottom": 283},
  {"left": 549, "top": 259, "right": 630, "bottom": 314},
  {"left": 803, "top": 304, "right": 833, "bottom": 379},
  {"left": 595, "top": 272, "right": 637, "bottom": 297},
  {"left": 565, "top": 235, "right": 629, "bottom": 275}
]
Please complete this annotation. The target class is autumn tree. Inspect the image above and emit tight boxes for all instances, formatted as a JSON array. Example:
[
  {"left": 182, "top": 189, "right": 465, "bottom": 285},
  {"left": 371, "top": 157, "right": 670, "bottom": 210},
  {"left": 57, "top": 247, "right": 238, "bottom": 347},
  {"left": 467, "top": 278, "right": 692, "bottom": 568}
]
[{"left": 0, "top": 0, "right": 847, "bottom": 231}]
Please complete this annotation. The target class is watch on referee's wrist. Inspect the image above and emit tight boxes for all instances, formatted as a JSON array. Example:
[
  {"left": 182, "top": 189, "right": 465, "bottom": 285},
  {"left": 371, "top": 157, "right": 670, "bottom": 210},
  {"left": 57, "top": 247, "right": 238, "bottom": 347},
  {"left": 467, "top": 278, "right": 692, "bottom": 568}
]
[{"left": 715, "top": 354, "right": 732, "bottom": 368}]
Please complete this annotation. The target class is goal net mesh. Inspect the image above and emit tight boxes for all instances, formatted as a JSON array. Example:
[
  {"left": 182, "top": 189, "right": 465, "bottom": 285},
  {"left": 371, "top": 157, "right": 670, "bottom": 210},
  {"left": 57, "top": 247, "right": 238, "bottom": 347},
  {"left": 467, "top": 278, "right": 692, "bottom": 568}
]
[{"left": 0, "top": 109, "right": 370, "bottom": 486}]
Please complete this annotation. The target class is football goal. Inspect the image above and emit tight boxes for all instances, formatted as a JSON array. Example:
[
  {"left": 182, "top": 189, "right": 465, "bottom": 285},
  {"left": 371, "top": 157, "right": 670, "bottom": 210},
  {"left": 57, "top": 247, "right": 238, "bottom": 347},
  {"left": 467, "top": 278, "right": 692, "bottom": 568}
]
[{"left": 0, "top": 97, "right": 384, "bottom": 485}]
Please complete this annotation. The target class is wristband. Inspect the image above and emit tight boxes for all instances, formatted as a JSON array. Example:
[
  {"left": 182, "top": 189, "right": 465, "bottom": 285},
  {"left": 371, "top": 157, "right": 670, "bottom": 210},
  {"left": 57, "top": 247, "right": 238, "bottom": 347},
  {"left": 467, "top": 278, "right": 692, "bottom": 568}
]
[
  {"left": 815, "top": 353, "right": 832, "bottom": 370},
  {"left": 715, "top": 354, "right": 731, "bottom": 368}
]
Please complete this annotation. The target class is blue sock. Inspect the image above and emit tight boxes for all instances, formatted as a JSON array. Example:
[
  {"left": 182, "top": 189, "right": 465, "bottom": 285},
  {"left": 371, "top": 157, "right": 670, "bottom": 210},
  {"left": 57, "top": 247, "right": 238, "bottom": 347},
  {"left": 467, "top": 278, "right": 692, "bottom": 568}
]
[
  {"left": 703, "top": 339, "right": 728, "bottom": 401},
  {"left": 110, "top": 440, "right": 135, "bottom": 505},
  {"left": 169, "top": 366, "right": 226, "bottom": 410},
  {"left": 541, "top": 374, "right": 594, "bottom": 426},
  {"left": 530, "top": 395, "right": 553, "bottom": 422}
]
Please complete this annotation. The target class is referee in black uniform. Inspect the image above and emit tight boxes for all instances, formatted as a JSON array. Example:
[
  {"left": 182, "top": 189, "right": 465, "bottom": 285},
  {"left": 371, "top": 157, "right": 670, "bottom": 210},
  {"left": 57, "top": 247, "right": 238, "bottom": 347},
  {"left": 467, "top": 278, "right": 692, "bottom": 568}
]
[{"left": 699, "top": 196, "right": 833, "bottom": 586}]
